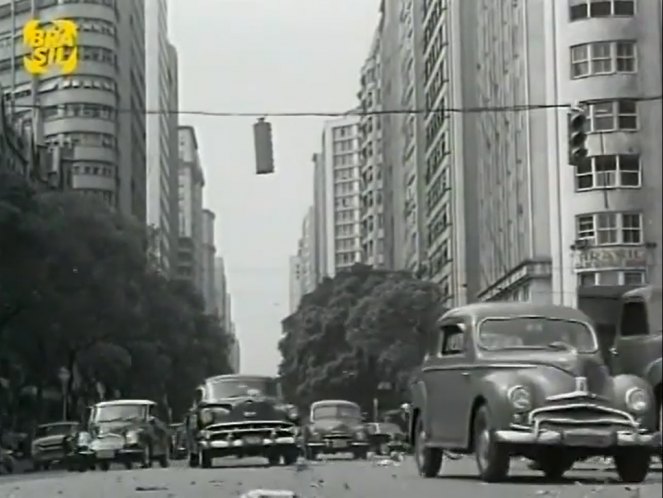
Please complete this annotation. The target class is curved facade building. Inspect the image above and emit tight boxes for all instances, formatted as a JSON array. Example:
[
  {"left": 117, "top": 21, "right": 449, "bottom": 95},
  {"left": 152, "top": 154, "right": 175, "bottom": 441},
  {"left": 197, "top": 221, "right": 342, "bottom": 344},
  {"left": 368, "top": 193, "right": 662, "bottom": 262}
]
[{"left": 0, "top": 0, "right": 146, "bottom": 220}]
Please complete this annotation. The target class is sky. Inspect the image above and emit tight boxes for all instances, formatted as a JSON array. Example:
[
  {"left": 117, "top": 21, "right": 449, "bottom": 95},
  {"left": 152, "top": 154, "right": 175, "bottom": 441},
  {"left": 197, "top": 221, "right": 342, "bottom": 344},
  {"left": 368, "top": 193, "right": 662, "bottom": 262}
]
[{"left": 170, "top": 0, "right": 382, "bottom": 376}]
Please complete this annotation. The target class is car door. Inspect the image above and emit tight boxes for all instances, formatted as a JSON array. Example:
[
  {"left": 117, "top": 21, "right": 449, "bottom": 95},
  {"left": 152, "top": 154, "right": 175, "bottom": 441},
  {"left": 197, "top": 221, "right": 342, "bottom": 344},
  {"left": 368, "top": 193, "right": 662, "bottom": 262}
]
[
  {"left": 423, "top": 321, "right": 471, "bottom": 447},
  {"left": 611, "top": 298, "right": 661, "bottom": 379}
]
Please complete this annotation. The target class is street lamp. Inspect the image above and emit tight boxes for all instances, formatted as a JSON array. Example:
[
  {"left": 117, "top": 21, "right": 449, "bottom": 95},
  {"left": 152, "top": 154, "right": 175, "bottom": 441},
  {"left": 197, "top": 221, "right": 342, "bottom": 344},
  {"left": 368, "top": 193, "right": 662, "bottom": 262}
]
[{"left": 57, "top": 367, "right": 70, "bottom": 421}]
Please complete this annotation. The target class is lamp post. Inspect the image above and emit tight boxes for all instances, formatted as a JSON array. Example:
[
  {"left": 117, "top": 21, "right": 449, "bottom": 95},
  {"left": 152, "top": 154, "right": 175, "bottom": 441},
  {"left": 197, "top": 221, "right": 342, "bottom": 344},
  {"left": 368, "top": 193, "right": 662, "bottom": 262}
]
[{"left": 57, "top": 367, "right": 70, "bottom": 421}]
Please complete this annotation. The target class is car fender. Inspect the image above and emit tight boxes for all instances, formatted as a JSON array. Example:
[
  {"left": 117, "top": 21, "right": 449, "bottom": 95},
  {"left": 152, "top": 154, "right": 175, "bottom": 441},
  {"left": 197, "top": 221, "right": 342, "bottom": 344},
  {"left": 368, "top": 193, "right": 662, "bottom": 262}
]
[
  {"left": 472, "top": 370, "right": 525, "bottom": 430},
  {"left": 408, "top": 378, "right": 427, "bottom": 441},
  {"left": 644, "top": 357, "right": 662, "bottom": 391}
]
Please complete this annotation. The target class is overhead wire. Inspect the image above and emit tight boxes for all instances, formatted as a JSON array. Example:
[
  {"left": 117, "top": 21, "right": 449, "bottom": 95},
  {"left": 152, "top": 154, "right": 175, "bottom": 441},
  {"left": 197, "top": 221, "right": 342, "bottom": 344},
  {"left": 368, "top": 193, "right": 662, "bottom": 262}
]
[{"left": 8, "top": 94, "right": 662, "bottom": 118}]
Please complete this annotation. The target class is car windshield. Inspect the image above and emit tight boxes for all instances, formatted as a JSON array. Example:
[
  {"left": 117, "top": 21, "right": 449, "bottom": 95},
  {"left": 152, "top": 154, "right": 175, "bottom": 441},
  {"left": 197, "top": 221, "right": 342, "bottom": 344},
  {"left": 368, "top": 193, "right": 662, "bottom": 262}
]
[
  {"left": 92, "top": 404, "right": 148, "bottom": 423},
  {"left": 312, "top": 405, "right": 361, "bottom": 421},
  {"left": 478, "top": 317, "right": 598, "bottom": 353},
  {"left": 35, "top": 424, "right": 77, "bottom": 438},
  {"left": 207, "top": 378, "right": 280, "bottom": 400}
]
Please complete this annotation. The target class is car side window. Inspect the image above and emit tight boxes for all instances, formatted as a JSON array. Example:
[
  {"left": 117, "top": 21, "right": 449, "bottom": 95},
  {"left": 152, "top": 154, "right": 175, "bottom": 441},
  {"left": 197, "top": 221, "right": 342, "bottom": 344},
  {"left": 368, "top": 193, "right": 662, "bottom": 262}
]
[
  {"left": 620, "top": 301, "right": 649, "bottom": 337},
  {"left": 440, "top": 324, "right": 465, "bottom": 356}
]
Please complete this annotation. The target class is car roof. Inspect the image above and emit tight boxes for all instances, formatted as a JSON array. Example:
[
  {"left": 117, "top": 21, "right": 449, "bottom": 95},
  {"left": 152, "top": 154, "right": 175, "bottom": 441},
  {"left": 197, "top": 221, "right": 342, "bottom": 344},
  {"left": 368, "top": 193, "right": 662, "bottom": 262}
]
[
  {"left": 38, "top": 421, "right": 78, "bottom": 427},
  {"left": 440, "top": 302, "right": 591, "bottom": 323},
  {"left": 205, "top": 374, "right": 276, "bottom": 382},
  {"left": 311, "top": 399, "right": 360, "bottom": 408},
  {"left": 94, "top": 399, "right": 155, "bottom": 407}
]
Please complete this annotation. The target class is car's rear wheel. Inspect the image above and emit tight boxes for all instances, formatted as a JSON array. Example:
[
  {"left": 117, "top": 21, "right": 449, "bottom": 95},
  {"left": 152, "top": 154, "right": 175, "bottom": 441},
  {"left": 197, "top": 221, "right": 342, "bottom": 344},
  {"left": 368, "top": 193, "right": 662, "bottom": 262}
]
[
  {"left": 123, "top": 461, "right": 132, "bottom": 470},
  {"left": 188, "top": 452, "right": 199, "bottom": 468},
  {"left": 283, "top": 449, "right": 299, "bottom": 466},
  {"left": 353, "top": 449, "right": 368, "bottom": 460},
  {"left": 414, "top": 417, "right": 442, "bottom": 478},
  {"left": 614, "top": 450, "right": 650, "bottom": 483},
  {"left": 473, "top": 405, "right": 510, "bottom": 482},
  {"left": 267, "top": 453, "right": 280, "bottom": 466}
]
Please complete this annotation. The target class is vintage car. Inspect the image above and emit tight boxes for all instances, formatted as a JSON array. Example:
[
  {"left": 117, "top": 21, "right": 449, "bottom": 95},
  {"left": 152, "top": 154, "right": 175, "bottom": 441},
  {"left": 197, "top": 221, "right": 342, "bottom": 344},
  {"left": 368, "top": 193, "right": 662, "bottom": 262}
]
[
  {"left": 365, "top": 422, "right": 408, "bottom": 455},
  {"left": 65, "top": 399, "right": 170, "bottom": 471},
  {"left": 303, "top": 400, "right": 369, "bottom": 460},
  {"left": 30, "top": 421, "right": 80, "bottom": 471},
  {"left": 609, "top": 285, "right": 662, "bottom": 445},
  {"left": 169, "top": 423, "right": 188, "bottom": 460},
  {"left": 408, "top": 302, "right": 661, "bottom": 483},
  {"left": 186, "top": 374, "right": 301, "bottom": 468}
]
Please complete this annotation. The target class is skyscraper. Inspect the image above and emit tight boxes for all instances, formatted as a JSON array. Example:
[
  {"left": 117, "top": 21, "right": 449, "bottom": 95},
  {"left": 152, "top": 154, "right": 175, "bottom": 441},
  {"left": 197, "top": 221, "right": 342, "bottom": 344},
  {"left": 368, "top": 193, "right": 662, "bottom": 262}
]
[
  {"left": 313, "top": 116, "right": 362, "bottom": 279},
  {"left": 201, "top": 208, "right": 217, "bottom": 314},
  {"left": 0, "top": 0, "right": 147, "bottom": 220},
  {"left": 146, "top": 0, "right": 179, "bottom": 275}
]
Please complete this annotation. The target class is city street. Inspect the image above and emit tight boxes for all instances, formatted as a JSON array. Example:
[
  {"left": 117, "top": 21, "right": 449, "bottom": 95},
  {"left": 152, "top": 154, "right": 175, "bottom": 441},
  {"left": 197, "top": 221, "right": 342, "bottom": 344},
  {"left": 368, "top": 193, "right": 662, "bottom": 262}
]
[{"left": 0, "top": 456, "right": 660, "bottom": 498}]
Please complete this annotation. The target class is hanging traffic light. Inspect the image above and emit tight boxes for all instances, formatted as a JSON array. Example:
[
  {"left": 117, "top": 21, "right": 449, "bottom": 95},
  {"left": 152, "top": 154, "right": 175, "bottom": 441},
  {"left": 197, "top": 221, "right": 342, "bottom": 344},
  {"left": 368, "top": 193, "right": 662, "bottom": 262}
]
[
  {"left": 568, "top": 106, "right": 588, "bottom": 166},
  {"left": 253, "top": 117, "right": 275, "bottom": 174}
]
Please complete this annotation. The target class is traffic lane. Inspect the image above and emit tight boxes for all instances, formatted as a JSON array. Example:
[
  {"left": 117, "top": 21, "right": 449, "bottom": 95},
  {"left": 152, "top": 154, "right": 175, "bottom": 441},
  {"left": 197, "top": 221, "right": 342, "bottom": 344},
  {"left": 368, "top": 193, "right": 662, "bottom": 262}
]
[{"left": 0, "top": 456, "right": 660, "bottom": 497}]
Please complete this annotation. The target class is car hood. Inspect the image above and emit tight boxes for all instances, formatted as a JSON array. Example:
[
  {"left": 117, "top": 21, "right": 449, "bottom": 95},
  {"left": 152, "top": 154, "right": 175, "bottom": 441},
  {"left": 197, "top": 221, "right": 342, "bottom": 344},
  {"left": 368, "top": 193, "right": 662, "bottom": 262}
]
[
  {"left": 199, "top": 397, "right": 285, "bottom": 426},
  {"left": 310, "top": 419, "right": 363, "bottom": 434},
  {"left": 490, "top": 350, "right": 612, "bottom": 398},
  {"left": 90, "top": 421, "right": 143, "bottom": 438}
]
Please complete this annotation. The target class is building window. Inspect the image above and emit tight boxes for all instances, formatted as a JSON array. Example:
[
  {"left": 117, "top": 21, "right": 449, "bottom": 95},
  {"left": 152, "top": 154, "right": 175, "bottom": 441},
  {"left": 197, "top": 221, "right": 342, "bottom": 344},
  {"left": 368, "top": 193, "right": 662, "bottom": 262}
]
[
  {"left": 575, "top": 154, "right": 641, "bottom": 190},
  {"left": 570, "top": 41, "right": 637, "bottom": 78},
  {"left": 575, "top": 212, "right": 643, "bottom": 246},
  {"left": 570, "top": 0, "right": 635, "bottom": 21},
  {"left": 578, "top": 269, "right": 646, "bottom": 287},
  {"left": 587, "top": 100, "right": 638, "bottom": 132}
]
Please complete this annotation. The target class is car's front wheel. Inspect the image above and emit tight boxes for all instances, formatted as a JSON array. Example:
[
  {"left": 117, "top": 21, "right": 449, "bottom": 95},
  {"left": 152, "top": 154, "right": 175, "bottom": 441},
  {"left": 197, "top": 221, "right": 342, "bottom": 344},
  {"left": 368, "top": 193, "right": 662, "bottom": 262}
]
[
  {"left": 200, "top": 450, "right": 212, "bottom": 469},
  {"left": 473, "top": 405, "right": 510, "bottom": 482},
  {"left": 414, "top": 417, "right": 442, "bottom": 478},
  {"left": 188, "top": 452, "right": 199, "bottom": 468},
  {"left": 614, "top": 450, "right": 650, "bottom": 483}
]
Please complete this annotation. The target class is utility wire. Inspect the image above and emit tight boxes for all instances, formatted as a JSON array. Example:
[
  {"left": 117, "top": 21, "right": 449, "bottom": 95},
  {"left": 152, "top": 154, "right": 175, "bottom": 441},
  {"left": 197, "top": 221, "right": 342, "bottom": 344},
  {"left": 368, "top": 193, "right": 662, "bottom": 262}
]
[{"left": 8, "top": 95, "right": 662, "bottom": 118}]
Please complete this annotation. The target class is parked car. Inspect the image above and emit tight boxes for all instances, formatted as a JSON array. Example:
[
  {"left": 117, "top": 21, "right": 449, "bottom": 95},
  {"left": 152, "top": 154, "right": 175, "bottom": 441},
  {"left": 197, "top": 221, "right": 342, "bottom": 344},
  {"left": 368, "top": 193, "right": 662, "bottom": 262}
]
[
  {"left": 169, "top": 423, "right": 187, "bottom": 460},
  {"left": 303, "top": 400, "right": 369, "bottom": 460},
  {"left": 609, "top": 285, "right": 662, "bottom": 448},
  {"left": 31, "top": 421, "right": 80, "bottom": 471},
  {"left": 365, "top": 422, "right": 408, "bottom": 455},
  {"left": 408, "top": 302, "right": 661, "bottom": 483},
  {"left": 186, "top": 374, "right": 301, "bottom": 468},
  {"left": 65, "top": 399, "right": 170, "bottom": 471}
]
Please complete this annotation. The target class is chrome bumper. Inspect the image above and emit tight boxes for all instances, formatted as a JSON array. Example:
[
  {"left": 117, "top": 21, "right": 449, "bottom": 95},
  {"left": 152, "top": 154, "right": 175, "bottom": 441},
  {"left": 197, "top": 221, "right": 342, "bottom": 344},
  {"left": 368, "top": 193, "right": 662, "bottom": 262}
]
[
  {"left": 200, "top": 437, "right": 297, "bottom": 449},
  {"left": 495, "top": 428, "right": 661, "bottom": 449},
  {"left": 307, "top": 441, "right": 369, "bottom": 448}
]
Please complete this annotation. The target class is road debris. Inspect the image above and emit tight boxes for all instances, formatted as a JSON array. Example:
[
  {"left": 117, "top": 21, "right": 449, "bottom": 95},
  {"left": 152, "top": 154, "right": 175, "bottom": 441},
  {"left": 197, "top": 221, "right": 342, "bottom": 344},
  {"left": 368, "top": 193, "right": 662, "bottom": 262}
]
[{"left": 240, "top": 490, "right": 299, "bottom": 498}]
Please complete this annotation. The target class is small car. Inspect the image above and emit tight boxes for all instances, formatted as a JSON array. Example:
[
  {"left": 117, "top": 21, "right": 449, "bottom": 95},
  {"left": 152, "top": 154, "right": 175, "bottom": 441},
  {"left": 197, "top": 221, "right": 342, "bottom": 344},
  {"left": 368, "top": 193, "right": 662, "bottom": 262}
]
[
  {"left": 67, "top": 399, "right": 170, "bottom": 471},
  {"left": 365, "top": 422, "right": 408, "bottom": 455},
  {"left": 408, "top": 302, "right": 661, "bottom": 483},
  {"left": 609, "top": 286, "right": 662, "bottom": 443},
  {"left": 30, "top": 421, "right": 80, "bottom": 471},
  {"left": 186, "top": 374, "right": 301, "bottom": 468},
  {"left": 304, "top": 400, "right": 369, "bottom": 460}
]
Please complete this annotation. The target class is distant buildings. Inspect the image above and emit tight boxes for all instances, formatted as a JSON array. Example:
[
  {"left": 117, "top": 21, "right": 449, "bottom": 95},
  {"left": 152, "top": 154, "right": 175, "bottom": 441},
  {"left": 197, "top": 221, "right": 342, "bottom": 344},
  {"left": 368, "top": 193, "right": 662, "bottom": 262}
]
[
  {"left": 0, "top": 0, "right": 147, "bottom": 220},
  {"left": 146, "top": 0, "right": 179, "bottom": 276},
  {"left": 214, "top": 256, "right": 239, "bottom": 373}
]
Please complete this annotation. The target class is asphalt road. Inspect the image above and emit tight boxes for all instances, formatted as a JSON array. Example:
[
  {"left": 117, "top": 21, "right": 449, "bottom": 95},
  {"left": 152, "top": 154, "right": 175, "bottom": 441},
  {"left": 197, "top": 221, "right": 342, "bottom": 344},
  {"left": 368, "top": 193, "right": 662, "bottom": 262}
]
[{"left": 0, "top": 455, "right": 660, "bottom": 497}]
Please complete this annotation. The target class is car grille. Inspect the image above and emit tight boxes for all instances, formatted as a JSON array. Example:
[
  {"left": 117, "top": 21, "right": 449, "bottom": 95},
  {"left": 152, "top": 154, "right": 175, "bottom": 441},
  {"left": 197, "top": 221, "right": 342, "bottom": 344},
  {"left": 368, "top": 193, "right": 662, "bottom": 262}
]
[
  {"left": 36, "top": 441, "right": 63, "bottom": 451},
  {"left": 529, "top": 403, "right": 636, "bottom": 431},
  {"left": 207, "top": 421, "right": 294, "bottom": 441}
]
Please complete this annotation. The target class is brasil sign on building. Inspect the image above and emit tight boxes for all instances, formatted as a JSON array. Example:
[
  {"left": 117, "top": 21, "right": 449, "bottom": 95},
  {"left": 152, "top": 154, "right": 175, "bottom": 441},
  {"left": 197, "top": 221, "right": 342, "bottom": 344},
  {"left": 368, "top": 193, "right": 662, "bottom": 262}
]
[{"left": 23, "top": 19, "right": 78, "bottom": 75}]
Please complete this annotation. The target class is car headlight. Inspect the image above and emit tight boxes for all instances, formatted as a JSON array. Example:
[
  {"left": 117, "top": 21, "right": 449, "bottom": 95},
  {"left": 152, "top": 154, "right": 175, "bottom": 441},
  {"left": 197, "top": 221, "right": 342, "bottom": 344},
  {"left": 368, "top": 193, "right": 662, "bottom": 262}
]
[
  {"left": 198, "top": 430, "right": 211, "bottom": 440},
  {"left": 308, "top": 429, "right": 320, "bottom": 440},
  {"left": 355, "top": 430, "right": 367, "bottom": 440},
  {"left": 286, "top": 405, "right": 299, "bottom": 420},
  {"left": 200, "top": 409, "right": 214, "bottom": 425},
  {"left": 125, "top": 431, "right": 140, "bottom": 445},
  {"left": 625, "top": 387, "right": 649, "bottom": 414},
  {"left": 508, "top": 385, "right": 532, "bottom": 412}
]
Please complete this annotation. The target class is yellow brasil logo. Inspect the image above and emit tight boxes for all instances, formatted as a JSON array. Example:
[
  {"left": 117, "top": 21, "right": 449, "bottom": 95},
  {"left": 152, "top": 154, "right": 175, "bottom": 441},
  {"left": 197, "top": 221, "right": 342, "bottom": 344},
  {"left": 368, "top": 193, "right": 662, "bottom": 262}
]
[{"left": 23, "top": 19, "right": 78, "bottom": 75}]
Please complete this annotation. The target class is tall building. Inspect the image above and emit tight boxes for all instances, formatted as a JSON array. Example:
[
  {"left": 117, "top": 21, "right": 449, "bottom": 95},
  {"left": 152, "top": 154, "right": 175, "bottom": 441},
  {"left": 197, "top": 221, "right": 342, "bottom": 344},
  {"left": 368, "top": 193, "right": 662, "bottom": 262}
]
[
  {"left": 228, "top": 322, "right": 240, "bottom": 373},
  {"left": 288, "top": 255, "right": 302, "bottom": 314},
  {"left": 376, "top": 0, "right": 428, "bottom": 273},
  {"left": 146, "top": 0, "right": 179, "bottom": 275},
  {"left": 201, "top": 208, "right": 216, "bottom": 314},
  {"left": 313, "top": 116, "right": 362, "bottom": 278},
  {"left": 176, "top": 126, "right": 204, "bottom": 294},
  {"left": 419, "top": 0, "right": 480, "bottom": 307},
  {"left": 471, "top": 0, "right": 662, "bottom": 326},
  {"left": 214, "top": 256, "right": 236, "bottom": 334},
  {"left": 358, "top": 25, "right": 386, "bottom": 269},
  {"left": 0, "top": 0, "right": 146, "bottom": 220},
  {"left": 166, "top": 42, "right": 179, "bottom": 274}
]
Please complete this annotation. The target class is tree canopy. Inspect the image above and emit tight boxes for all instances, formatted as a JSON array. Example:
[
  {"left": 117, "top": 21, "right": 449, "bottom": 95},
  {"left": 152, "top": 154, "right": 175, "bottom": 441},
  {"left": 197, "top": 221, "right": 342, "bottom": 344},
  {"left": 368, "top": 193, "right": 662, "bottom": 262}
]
[
  {"left": 0, "top": 170, "right": 231, "bottom": 428},
  {"left": 279, "top": 263, "right": 445, "bottom": 412}
]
